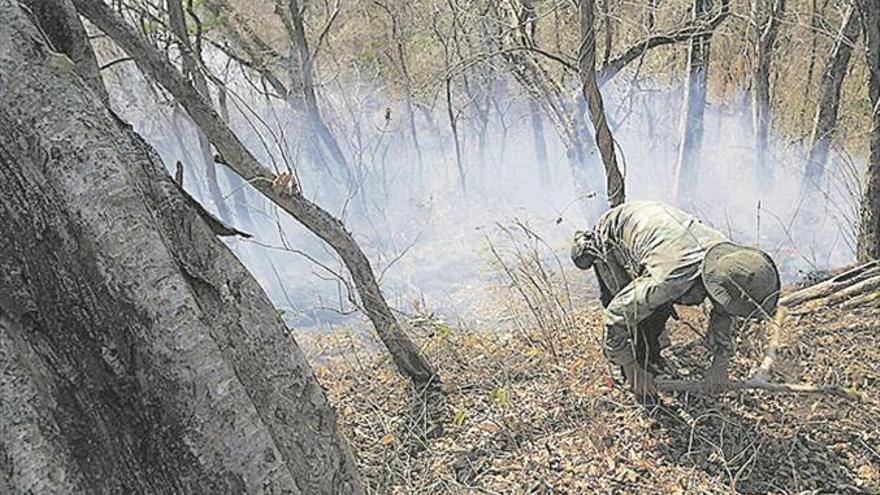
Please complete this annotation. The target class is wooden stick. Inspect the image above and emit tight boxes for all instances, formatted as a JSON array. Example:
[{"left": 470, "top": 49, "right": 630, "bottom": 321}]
[
  {"left": 657, "top": 308, "right": 858, "bottom": 400},
  {"left": 656, "top": 377, "right": 858, "bottom": 399},
  {"left": 780, "top": 260, "right": 880, "bottom": 308}
]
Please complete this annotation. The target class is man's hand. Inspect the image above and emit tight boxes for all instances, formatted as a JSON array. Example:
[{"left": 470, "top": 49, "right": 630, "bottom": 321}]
[
  {"left": 704, "top": 355, "right": 731, "bottom": 394},
  {"left": 622, "top": 362, "right": 657, "bottom": 400}
]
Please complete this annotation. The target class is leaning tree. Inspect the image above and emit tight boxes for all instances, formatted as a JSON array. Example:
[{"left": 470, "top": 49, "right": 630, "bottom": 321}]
[
  {"left": 0, "top": 0, "right": 363, "bottom": 491},
  {"left": 68, "top": 0, "right": 439, "bottom": 392}
]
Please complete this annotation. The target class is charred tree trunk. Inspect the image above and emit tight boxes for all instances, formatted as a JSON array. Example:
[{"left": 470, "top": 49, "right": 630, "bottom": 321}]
[
  {"left": 578, "top": 0, "right": 626, "bottom": 207},
  {"left": 802, "top": 5, "right": 860, "bottom": 193},
  {"left": 528, "top": 97, "right": 551, "bottom": 186},
  {"left": 72, "top": 0, "right": 438, "bottom": 388},
  {"left": 674, "top": 0, "right": 713, "bottom": 205},
  {"left": 0, "top": 1, "right": 362, "bottom": 491},
  {"left": 167, "top": 0, "right": 233, "bottom": 224},
  {"left": 280, "top": 0, "right": 354, "bottom": 186},
  {"left": 752, "top": 0, "right": 785, "bottom": 191},
  {"left": 857, "top": 0, "right": 880, "bottom": 261}
]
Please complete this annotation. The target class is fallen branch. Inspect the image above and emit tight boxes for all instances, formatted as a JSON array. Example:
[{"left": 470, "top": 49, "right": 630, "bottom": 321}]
[
  {"left": 780, "top": 260, "right": 880, "bottom": 308},
  {"left": 656, "top": 376, "right": 858, "bottom": 399},
  {"left": 657, "top": 308, "right": 858, "bottom": 400}
]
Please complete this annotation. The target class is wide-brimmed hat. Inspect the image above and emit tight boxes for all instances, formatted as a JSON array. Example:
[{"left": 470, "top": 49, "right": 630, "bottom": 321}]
[{"left": 701, "top": 242, "right": 780, "bottom": 318}]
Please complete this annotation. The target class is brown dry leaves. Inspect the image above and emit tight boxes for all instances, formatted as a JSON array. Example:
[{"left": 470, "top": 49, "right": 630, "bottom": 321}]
[{"left": 303, "top": 299, "right": 880, "bottom": 494}]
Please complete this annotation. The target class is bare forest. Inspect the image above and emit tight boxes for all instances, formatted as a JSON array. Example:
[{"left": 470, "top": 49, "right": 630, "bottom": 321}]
[{"left": 1, "top": 0, "right": 879, "bottom": 493}]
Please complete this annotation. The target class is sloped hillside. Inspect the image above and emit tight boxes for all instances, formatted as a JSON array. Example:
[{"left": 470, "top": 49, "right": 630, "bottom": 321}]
[{"left": 304, "top": 278, "right": 880, "bottom": 494}]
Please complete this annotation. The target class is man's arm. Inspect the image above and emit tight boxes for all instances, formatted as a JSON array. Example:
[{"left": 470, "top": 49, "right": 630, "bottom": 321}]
[
  {"left": 704, "top": 305, "right": 736, "bottom": 389},
  {"left": 705, "top": 305, "right": 736, "bottom": 358},
  {"left": 594, "top": 265, "right": 614, "bottom": 307},
  {"left": 603, "top": 275, "right": 693, "bottom": 367}
]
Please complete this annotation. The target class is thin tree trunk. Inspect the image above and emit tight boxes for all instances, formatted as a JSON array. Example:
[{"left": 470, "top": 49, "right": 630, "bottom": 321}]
[
  {"left": 579, "top": 0, "right": 626, "bottom": 207},
  {"left": 167, "top": 0, "right": 234, "bottom": 224},
  {"left": 0, "top": 1, "right": 363, "bottom": 491},
  {"left": 281, "top": 0, "right": 354, "bottom": 185},
  {"left": 216, "top": 81, "right": 258, "bottom": 231},
  {"left": 673, "top": 0, "right": 713, "bottom": 205},
  {"left": 528, "top": 97, "right": 551, "bottom": 186},
  {"left": 382, "top": 3, "right": 425, "bottom": 180},
  {"left": 802, "top": 5, "right": 860, "bottom": 192},
  {"left": 518, "top": 0, "right": 551, "bottom": 186},
  {"left": 752, "top": 0, "right": 785, "bottom": 191},
  {"left": 73, "top": 0, "right": 439, "bottom": 388},
  {"left": 798, "top": 0, "right": 827, "bottom": 127},
  {"left": 857, "top": 0, "right": 880, "bottom": 261},
  {"left": 445, "top": 77, "right": 467, "bottom": 194}
]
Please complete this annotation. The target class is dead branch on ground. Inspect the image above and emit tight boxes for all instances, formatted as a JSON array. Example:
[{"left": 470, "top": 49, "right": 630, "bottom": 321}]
[{"left": 657, "top": 308, "right": 860, "bottom": 399}]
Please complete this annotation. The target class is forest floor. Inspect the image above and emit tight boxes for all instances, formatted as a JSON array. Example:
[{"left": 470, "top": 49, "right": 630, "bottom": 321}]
[{"left": 303, "top": 285, "right": 880, "bottom": 494}]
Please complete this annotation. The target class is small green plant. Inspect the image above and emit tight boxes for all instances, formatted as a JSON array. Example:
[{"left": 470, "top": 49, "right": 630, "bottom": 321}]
[
  {"left": 453, "top": 408, "right": 466, "bottom": 427},
  {"left": 490, "top": 386, "right": 509, "bottom": 405}
]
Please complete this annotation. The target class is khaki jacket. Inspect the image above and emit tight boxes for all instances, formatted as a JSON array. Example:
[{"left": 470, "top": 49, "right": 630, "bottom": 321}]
[{"left": 575, "top": 201, "right": 735, "bottom": 366}]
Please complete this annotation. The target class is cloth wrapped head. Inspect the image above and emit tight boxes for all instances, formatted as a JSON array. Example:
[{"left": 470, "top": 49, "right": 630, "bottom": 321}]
[{"left": 571, "top": 230, "right": 598, "bottom": 270}]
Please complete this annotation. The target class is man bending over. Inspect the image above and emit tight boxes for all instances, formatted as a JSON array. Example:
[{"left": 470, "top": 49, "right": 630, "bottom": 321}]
[{"left": 571, "top": 201, "right": 780, "bottom": 399}]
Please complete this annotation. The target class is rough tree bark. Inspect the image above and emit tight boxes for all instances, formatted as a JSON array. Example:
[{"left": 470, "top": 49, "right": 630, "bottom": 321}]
[
  {"left": 71, "top": 0, "right": 438, "bottom": 388},
  {"left": 21, "top": 0, "right": 109, "bottom": 103},
  {"left": 752, "top": 0, "right": 785, "bottom": 190},
  {"left": 674, "top": 0, "right": 714, "bottom": 205},
  {"left": 578, "top": 0, "right": 626, "bottom": 207},
  {"left": 801, "top": 5, "right": 861, "bottom": 193},
  {"left": 856, "top": 0, "right": 880, "bottom": 261},
  {"left": 0, "top": 0, "right": 362, "bottom": 491}
]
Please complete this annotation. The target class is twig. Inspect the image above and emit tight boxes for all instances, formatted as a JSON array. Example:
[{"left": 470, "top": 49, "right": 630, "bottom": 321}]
[
  {"left": 656, "top": 376, "right": 858, "bottom": 399},
  {"left": 658, "top": 308, "right": 858, "bottom": 400}
]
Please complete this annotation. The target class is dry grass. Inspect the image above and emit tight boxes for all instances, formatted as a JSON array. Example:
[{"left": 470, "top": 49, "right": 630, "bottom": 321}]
[
  {"left": 299, "top": 237, "right": 880, "bottom": 494},
  {"left": 301, "top": 295, "right": 879, "bottom": 494}
]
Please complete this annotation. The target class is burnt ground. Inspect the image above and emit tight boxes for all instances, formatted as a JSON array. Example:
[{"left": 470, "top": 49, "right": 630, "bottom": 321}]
[{"left": 303, "top": 292, "right": 880, "bottom": 494}]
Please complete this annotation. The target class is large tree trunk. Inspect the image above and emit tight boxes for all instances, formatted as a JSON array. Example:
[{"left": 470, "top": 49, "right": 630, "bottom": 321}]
[
  {"left": 857, "top": 0, "right": 880, "bottom": 261},
  {"left": 21, "top": 0, "right": 109, "bottom": 103},
  {"left": 673, "top": 0, "right": 713, "bottom": 205},
  {"left": 801, "top": 5, "right": 861, "bottom": 193},
  {"left": 752, "top": 0, "right": 785, "bottom": 191},
  {"left": 72, "top": 0, "right": 438, "bottom": 388},
  {"left": 0, "top": 1, "right": 362, "bottom": 491},
  {"left": 578, "top": 0, "right": 626, "bottom": 207}
]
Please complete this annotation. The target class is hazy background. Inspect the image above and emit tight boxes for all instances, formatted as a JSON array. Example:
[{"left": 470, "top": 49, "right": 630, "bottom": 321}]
[{"left": 107, "top": 52, "right": 863, "bottom": 330}]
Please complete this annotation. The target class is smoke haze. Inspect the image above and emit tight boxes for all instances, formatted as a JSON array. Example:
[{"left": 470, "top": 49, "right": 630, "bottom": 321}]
[{"left": 109, "top": 56, "right": 863, "bottom": 329}]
